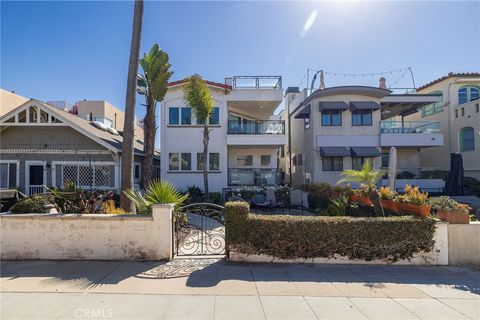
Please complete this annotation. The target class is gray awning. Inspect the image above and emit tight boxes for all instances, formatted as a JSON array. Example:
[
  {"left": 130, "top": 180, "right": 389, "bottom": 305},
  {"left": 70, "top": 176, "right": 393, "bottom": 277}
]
[
  {"left": 320, "top": 147, "right": 351, "bottom": 157},
  {"left": 294, "top": 105, "right": 310, "bottom": 119},
  {"left": 350, "top": 101, "right": 381, "bottom": 110},
  {"left": 319, "top": 101, "right": 349, "bottom": 111},
  {"left": 350, "top": 146, "right": 381, "bottom": 157}
]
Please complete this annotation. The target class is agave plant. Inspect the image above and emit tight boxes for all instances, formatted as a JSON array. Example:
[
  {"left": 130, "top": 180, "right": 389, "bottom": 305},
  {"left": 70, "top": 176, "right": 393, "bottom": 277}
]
[{"left": 124, "top": 179, "right": 189, "bottom": 214}]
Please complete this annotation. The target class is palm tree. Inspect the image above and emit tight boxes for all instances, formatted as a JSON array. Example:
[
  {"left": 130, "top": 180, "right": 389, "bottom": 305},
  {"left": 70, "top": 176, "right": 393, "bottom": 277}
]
[
  {"left": 137, "top": 44, "right": 173, "bottom": 187},
  {"left": 120, "top": 0, "right": 144, "bottom": 212},
  {"left": 183, "top": 74, "right": 215, "bottom": 200},
  {"left": 338, "top": 159, "right": 385, "bottom": 217}
]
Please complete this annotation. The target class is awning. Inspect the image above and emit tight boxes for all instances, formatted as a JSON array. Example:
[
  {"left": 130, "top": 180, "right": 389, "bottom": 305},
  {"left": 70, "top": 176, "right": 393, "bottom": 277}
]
[
  {"left": 350, "top": 101, "right": 381, "bottom": 110},
  {"left": 319, "top": 147, "right": 351, "bottom": 157},
  {"left": 350, "top": 146, "right": 382, "bottom": 157},
  {"left": 319, "top": 101, "right": 349, "bottom": 111},
  {"left": 294, "top": 105, "right": 310, "bottom": 119}
]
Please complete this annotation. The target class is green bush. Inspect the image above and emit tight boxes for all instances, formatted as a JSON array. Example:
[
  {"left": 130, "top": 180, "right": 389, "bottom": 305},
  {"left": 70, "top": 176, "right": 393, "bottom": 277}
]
[
  {"left": 208, "top": 192, "right": 222, "bottom": 205},
  {"left": 10, "top": 196, "right": 51, "bottom": 214},
  {"left": 465, "top": 176, "right": 480, "bottom": 197},
  {"left": 225, "top": 202, "right": 437, "bottom": 262}
]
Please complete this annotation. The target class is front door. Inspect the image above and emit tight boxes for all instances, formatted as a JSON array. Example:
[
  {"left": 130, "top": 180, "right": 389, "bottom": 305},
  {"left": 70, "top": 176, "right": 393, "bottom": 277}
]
[{"left": 28, "top": 164, "right": 45, "bottom": 195}]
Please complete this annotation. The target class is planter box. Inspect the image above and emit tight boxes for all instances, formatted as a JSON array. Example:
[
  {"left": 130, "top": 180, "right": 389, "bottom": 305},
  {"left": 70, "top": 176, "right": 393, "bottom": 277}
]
[
  {"left": 381, "top": 199, "right": 398, "bottom": 212},
  {"left": 350, "top": 195, "right": 373, "bottom": 206},
  {"left": 398, "top": 202, "right": 431, "bottom": 218},
  {"left": 437, "top": 209, "right": 469, "bottom": 224}
]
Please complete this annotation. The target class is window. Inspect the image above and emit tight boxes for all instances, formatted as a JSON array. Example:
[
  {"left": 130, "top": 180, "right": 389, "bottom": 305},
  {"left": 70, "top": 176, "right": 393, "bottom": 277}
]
[
  {"left": 61, "top": 163, "right": 113, "bottom": 188},
  {"left": 461, "top": 107, "right": 465, "bottom": 117},
  {"left": 460, "top": 127, "right": 475, "bottom": 152},
  {"left": 455, "top": 109, "right": 458, "bottom": 118},
  {"left": 352, "top": 157, "right": 372, "bottom": 171},
  {"left": 352, "top": 110, "right": 372, "bottom": 126},
  {"left": 29, "top": 106, "right": 38, "bottom": 123},
  {"left": 169, "top": 153, "right": 179, "bottom": 170},
  {"left": 134, "top": 163, "right": 141, "bottom": 182},
  {"left": 181, "top": 153, "right": 191, "bottom": 170},
  {"left": 0, "top": 163, "right": 16, "bottom": 189},
  {"left": 322, "top": 157, "right": 343, "bottom": 171},
  {"left": 236, "top": 155, "right": 253, "bottom": 166},
  {"left": 475, "top": 103, "right": 479, "bottom": 113},
  {"left": 155, "top": 166, "right": 160, "bottom": 179},
  {"left": 381, "top": 153, "right": 389, "bottom": 168},
  {"left": 197, "top": 153, "right": 205, "bottom": 170},
  {"left": 181, "top": 107, "right": 191, "bottom": 125},
  {"left": 458, "top": 86, "right": 480, "bottom": 105},
  {"left": 169, "top": 107, "right": 179, "bottom": 125},
  {"left": 422, "top": 91, "right": 444, "bottom": 117},
  {"left": 260, "top": 155, "right": 271, "bottom": 166},
  {"left": 280, "top": 146, "right": 285, "bottom": 158},
  {"left": 209, "top": 107, "right": 219, "bottom": 125},
  {"left": 321, "top": 110, "right": 341, "bottom": 126},
  {"left": 209, "top": 153, "right": 220, "bottom": 170},
  {"left": 297, "top": 154, "right": 303, "bottom": 166}
]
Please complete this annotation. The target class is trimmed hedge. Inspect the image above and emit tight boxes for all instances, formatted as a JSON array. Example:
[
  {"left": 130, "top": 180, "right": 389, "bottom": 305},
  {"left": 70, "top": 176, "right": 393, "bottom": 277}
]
[{"left": 225, "top": 202, "right": 437, "bottom": 262}]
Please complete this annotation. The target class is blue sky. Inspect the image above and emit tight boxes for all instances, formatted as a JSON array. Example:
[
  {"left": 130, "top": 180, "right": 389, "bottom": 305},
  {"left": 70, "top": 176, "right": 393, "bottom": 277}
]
[{"left": 2, "top": 1, "right": 479, "bottom": 118}]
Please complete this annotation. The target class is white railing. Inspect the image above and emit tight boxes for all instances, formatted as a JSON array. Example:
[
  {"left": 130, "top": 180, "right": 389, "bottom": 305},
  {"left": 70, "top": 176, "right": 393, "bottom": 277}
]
[{"left": 29, "top": 185, "right": 45, "bottom": 195}]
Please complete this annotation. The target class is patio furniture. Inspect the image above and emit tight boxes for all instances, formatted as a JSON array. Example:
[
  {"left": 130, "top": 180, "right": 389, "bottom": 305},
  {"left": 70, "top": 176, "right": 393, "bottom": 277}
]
[{"left": 252, "top": 193, "right": 271, "bottom": 211}]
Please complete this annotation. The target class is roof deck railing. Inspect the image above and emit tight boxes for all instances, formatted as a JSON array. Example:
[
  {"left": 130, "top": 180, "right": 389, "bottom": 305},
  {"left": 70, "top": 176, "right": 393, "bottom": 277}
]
[
  {"left": 380, "top": 121, "right": 440, "bottom": 134},
  {"left": 225, "top": 76, "right": 282, "bottom": 89}
]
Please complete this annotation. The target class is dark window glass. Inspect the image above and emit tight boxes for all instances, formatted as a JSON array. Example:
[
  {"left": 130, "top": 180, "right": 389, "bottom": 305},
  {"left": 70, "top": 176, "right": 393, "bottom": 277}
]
[
  {"left": 321, "top": 110, "right": 341, "bottom": 126},
  {"left": 322, "top": 157, "right": 343, "bottom": 171},
  {"left": 169, "top": 153, "right": 179, "bottom": 170},
  {"left": 352, "top": 110, "right": 372, "bottom": 126},
  {"left": 209, "top": 107, "right": 219, "bottom": 125},
  {"left": 181, "top": 108, "right": 191, "bottom": 125},
  {"left": 461, "top": 108, "right": 465, "bottom": 117},
  {"left": 197, "top": 153, "right": 205, "bottom": 170},
  {"left": 459, "top": 88, "right": 468, "bottom": 104},
  {"left": 134, "top": 164, "right": 140, "bottom": 180},
  {"left": 381, "top": 153, "right": 389, "bottom": 168},
  {"left": 181, "top": 153, "right": 191, "bottom": 170},
  {"left": 352, "top": 157, "right": 372, "bottom": 171},
  {"left": 169, "top": 107, "right": 179, "bottom": 125},
  {"left": 209, "top": 153, "right": 220, "bottom": 170},
  {"left": 460, "top": 127, "right": 475, "bottom": 152}
]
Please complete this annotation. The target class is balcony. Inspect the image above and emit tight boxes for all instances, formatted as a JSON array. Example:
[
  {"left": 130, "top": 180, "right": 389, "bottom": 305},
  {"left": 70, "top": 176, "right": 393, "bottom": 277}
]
[
  {"left": 228, "top": 168, "right": 281, "bottom": 186},
  {"left": 225, "top": 76, "right": 282, "bottom": 89},
  {"left": 381, "top": 167, "right": 445, "bottom": 192},
  {"left": 380, "top": 121, "right": 444, "bottom": 147},
  {"left": 226, "top": 120, "right": 286, "bottom": 146}
]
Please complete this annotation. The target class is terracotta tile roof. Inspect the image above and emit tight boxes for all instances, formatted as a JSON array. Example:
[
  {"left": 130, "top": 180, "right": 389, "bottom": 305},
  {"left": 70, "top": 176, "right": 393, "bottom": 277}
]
[
  {"left": 168, "top": 79, "right": 232, "bottom": 90},
  {"left": 417, "top": 72, "right": 480, "bottom": 91}
]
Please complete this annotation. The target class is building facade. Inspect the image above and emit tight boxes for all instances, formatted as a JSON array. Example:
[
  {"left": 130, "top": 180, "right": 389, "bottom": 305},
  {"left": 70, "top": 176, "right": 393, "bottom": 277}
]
[
  {"left": 160, "top": 76, "right": 285, "bottom": 193},
  {"left": 405, "top": 73, "right": 480, "bottom": 180},
  {"left": 282, "top": 85, "right": 445, "bottom": 192}
]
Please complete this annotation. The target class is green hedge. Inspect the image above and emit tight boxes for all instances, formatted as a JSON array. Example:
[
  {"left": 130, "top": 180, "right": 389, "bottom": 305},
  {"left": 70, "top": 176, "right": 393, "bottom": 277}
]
[{"left": 225, "top": 202, "right": 437, "bottom": 262}]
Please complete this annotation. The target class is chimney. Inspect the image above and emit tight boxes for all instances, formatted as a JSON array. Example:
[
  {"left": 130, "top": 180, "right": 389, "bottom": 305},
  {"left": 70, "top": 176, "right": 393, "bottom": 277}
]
[
  {"left": 319, "top": 70, "right": 325, "bottom": 90},
  {"left": 379, "top": 77, "right": 387, "bottom": 89}
]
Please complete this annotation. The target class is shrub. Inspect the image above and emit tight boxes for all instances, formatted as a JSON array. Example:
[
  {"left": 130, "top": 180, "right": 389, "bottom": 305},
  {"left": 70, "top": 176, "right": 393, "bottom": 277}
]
[
  {"left": 428, "top": 196, "right": 470, "bottom": 214},
  {"left": 101, "top": 200, "right": 127, "bottom": 214},
  {"left": 464, "top": 176, "right": 480, "bottom": 197},
  {"left": 379, "top": 186, "right": 396, "bottom": 200},
  {"left": 10, "top": 195, "right": 51, "bottom": 214},
  {"left": 186, "top": 185, "right": 204, "bottom": 203},
  {"left": 397, "top": 185, "right": 428, "bottom": 205},
  {"left": 225, "top": 202, "right": 437, "bottom": 262},
  {"left": 208, "top": 192, "right": 222, "bottom": 205}
]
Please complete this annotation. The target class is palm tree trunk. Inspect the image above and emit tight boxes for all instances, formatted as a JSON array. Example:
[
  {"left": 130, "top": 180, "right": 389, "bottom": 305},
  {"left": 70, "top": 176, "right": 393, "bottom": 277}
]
[
  {"left": 368, "top": 190, "right": 385, "bottom": 217},
  {"left": 142, "top": 96, "right": 155, "bottom": 188},
  {"left": 120, "top": 0, "right": 143, "bottom": 212},
  {"left": 203, "top": 124, "right": 209, "bottom": 200}
]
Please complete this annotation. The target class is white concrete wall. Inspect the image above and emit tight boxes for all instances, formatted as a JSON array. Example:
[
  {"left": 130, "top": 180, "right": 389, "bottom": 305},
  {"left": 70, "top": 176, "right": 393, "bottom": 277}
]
[
  {"left": 0, "top": 204, "right": 173, "bottom": 260},
  {"left": 448, "top": 222, "right": 480, "bottom": 267}
]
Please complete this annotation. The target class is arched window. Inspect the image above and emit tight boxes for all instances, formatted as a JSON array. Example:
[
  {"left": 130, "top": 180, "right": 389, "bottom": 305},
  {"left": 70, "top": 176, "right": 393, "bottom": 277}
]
[
  {"left": 422, "top": 90, "right": 443, "bottom": 117},
  {"left": 458, "top": 86, "right": 480, "bottom": 105},
  {"left": 460, "top": 127, "right": 475, "bottom": 152}
]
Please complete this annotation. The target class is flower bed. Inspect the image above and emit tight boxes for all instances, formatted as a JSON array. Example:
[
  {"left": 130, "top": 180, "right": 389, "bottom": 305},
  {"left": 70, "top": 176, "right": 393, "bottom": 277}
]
[{"left": 225, "top": 202, "right": 437, "bottom": 263}]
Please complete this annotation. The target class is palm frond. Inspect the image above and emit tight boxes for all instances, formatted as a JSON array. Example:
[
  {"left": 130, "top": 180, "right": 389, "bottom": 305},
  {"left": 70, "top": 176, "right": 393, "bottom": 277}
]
[{"left": 123, "top": 189, "right": 151, "bottom": 214}]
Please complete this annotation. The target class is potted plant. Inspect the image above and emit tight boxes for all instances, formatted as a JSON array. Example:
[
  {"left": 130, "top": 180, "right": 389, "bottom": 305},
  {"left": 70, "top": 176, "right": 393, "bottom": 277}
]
[
  {"left": 428, "top": 196, "right": 471, "bottom": 224},
  {"left": 349, "top": 184, "right": 374, "bottom": 206},
  {"left": 396, "top": 185, "right": 431, "bottom": 218},
  {"left": 378, "top": 186, "right": 398, "bottom": 212}
]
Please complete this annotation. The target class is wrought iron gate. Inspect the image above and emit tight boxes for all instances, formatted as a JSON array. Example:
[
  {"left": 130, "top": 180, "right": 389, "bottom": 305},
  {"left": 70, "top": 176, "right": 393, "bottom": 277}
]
[{"left": 173, "top": 203, "right": 225, "bottom": 257}]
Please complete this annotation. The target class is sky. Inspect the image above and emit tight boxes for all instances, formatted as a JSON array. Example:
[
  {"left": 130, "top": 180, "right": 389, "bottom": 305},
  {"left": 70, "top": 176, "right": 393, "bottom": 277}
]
[{"left": 1, "top": 0, "right": 480, "bottom": 119}]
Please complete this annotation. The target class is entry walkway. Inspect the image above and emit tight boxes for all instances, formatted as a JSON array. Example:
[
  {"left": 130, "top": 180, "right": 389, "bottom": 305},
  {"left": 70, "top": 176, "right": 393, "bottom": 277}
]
[{"left": 1, "top": 259, "right": 479, "bottom": 319}]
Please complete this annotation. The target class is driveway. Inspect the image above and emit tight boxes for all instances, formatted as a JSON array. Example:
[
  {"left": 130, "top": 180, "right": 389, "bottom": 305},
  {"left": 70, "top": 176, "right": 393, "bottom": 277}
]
[{"left": 1, "top": 259, "right": 479, "bottom": 319}]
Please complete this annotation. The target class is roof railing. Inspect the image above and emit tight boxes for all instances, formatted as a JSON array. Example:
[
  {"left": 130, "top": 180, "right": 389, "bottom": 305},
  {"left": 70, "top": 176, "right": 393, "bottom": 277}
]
[{"left": 225, "top": 76, "right": 282, "bottom": 89}]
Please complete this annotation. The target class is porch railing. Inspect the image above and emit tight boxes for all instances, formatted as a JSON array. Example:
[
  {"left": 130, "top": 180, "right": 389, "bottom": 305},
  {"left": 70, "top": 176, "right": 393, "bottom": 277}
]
[
  {"left": 381, "top": 167, "right": 446, "bottom": 180},
  {"left": 228, "top": 168, "right": 281, "bottom": 186},
  {"left": 225, "top": 76, "right": 282, "bottom": 89},
  {"left": 380, "top": 121, "right": 440, "bottom": 134},
  {"left": 227, "top": 120, "right": 285, "bottom": 135},
  {"left": 29, "top": 185, "right": 45, "bottom": 195}
]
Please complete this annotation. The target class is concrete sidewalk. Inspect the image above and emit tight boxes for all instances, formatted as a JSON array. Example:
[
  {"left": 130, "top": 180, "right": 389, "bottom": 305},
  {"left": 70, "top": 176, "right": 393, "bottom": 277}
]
[{"left": 1, "top": 259, "right": 479, "bottom": 319}]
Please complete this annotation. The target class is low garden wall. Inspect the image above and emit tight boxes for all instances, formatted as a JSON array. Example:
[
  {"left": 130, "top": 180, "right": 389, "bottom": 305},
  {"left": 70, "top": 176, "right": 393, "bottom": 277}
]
[
  {"left": 448, "top": 222, "right": 480, "bottom": 267},
  {"left": 0, "top": 204, "right": 173, "bottom": 260},
  {"left": 225, "top": 202, "right": 449, "bottom": 265}
]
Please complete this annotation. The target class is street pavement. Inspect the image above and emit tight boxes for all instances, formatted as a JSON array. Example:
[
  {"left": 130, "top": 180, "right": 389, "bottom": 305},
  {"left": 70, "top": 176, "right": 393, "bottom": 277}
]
[{"left": 1, "top": 259, "right": 479, "bottom": 319}]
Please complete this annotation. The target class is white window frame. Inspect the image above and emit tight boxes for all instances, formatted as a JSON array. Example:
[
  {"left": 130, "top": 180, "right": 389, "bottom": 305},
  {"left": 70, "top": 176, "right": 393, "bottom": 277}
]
[
  {"left": 51, "top": 161, "right": 118, "bottom": 190},
  {"left": 0, "top": 160, "right": 20, "bottom": 190}
]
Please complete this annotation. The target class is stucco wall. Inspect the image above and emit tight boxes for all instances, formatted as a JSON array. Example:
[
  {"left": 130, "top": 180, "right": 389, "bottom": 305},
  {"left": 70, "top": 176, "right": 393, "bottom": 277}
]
[
  {"left": 0, "top": 204, "right": 173, "bottom": 260},
  {"left": 448, "top": 222, "right": 480, "bottom": 267}
]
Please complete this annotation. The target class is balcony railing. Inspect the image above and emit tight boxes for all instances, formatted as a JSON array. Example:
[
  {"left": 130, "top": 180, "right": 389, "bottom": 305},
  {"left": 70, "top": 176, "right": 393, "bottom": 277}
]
[
  {"left": 227, "top": 120, "right": 285, "bottom": 135},
  {"left": 380, "top": 121, "right": 440, "bottom": 134},
  {"left": 225, "top": 76, "right": 282, "bottom": 89},
  {"left": 228, "top": 168, "right": 281, "bottom": 186},
  {"left": 381, "top": 167, "right": 446, "bottom": 180}
]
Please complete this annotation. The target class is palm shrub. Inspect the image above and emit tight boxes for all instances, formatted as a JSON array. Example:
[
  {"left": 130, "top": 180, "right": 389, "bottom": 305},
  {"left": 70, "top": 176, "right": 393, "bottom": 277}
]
[
  {"left": 338, "top": 159, "right": 385, "bottom": 217},
  {"left": 124, "top": 179, "right": 188, "bottom": 214}
]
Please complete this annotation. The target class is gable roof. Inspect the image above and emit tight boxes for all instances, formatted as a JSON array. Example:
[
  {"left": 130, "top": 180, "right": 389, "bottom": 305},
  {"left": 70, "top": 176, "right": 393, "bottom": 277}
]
[
  {"left": 417, "top": 72, "right": 480, "bottom": 91},
  {"left": 0, "top": 99, "right": 150, "bottom": 155},
  {"left": 168, "top": 79, "right": 232, "bottom": 90}
]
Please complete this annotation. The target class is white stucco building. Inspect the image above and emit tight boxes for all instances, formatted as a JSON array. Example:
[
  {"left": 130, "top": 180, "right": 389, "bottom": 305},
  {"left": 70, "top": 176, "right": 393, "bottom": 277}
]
[
  {"left": 160, "top": 76, "right": 285, "bottom": 193},
  {"left": 281, "top": 83, "right": 445, "bottom": 192}
]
